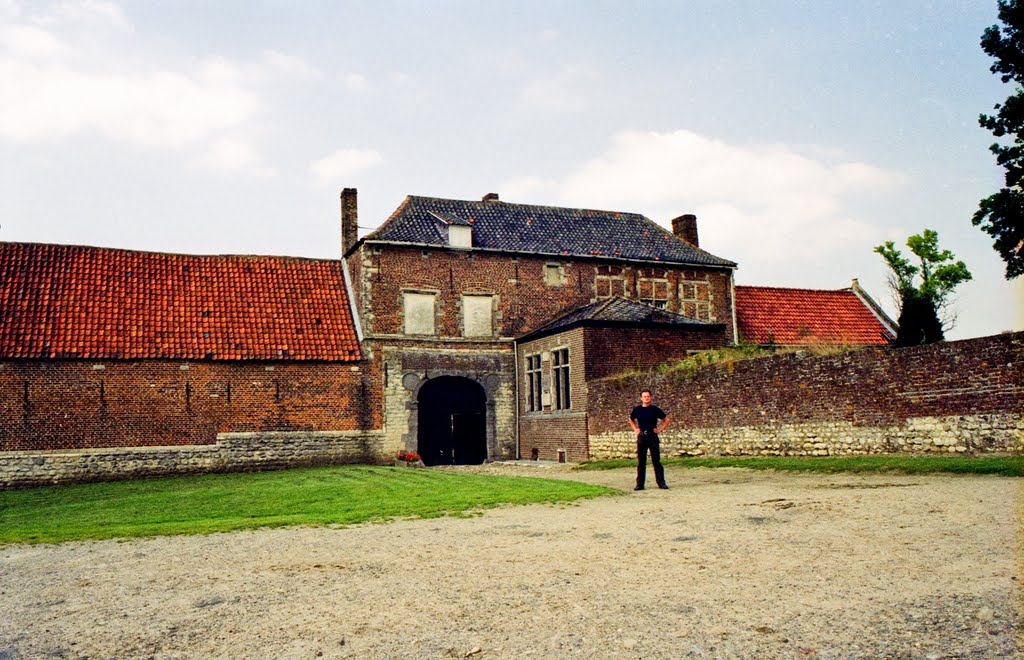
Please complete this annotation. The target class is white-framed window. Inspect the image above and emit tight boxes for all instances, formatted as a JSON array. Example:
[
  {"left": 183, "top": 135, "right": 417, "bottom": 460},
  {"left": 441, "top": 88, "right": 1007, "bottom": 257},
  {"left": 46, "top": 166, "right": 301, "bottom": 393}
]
[
  {"left": 526, "top": 354, "right": 542, "bottom": 412},
  {"left": 462, "top": 294, "right": 493, "bottom": 337},
  {"left": 680, "top": 280, "right": 712, "bottom": 321},
  {"left": 552, "top": 347, "right": 570, "bottom": 410},
  {"left": 403, "top": 291, "right": 436, "bottom": 335}
]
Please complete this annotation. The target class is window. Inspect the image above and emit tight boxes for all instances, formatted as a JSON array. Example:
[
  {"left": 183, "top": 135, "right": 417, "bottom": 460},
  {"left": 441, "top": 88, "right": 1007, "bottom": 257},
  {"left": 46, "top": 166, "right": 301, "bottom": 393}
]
[
  {"left": 552, "top": 348, "right": 570, "bottom": 410},
  {"left": 403, "top": 292, "right": 436, "bottom": 335},
  {"left": 544, "top": 263, "right": 565, "bottom": 286},
  {"left": 595, "top": 275, "right": 627, "bottom": 299},
  {"left": 462, "top": 295, "right": 493, "bottom": 337},
  {"left": 638, "top": 278, "right": 670, "bottom": 308},
  {"left": 526, "top": 355, "right": 542, "bottom": 412},
  {"left": 680, "top": 280, "right": 712, "bottom": 321},
  {"left": 449, "top": 225, "right": 472, "bottom": 248}
]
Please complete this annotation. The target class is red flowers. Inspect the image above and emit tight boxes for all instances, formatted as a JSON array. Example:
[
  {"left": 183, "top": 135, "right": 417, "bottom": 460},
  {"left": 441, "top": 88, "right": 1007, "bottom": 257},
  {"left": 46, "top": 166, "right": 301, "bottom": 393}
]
[{"left": 396, "top": 451, "right": 421, "bottom": 462}]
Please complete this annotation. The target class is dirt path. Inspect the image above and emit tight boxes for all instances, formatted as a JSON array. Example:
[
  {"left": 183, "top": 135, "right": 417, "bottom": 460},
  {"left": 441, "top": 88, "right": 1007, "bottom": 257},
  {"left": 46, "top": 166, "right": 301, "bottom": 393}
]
[{"left": 1, "top": 465, "right": 1020, "bottom": 658}]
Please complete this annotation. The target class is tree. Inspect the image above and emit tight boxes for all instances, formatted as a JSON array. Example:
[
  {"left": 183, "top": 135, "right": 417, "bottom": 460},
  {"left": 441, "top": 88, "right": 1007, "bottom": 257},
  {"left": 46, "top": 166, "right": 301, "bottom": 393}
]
[
  {"left": 874, "top": 230, "right": 972, "bottom": 346},
  {"left": 977, "top": 0, "right": 1024, "bottom": 279}
]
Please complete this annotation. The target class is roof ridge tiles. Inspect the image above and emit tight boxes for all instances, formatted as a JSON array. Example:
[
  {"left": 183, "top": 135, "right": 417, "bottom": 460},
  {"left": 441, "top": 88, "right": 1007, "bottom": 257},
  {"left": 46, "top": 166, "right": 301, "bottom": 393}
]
[
  {"left": 0, "top": 241, "right": 339, "bottom": 263},
  {"left": 736, "top": 284, "right": 854, "bottom": 294},
  {"left": 404, "top": 194, "right": 651, "bottom": 219}
]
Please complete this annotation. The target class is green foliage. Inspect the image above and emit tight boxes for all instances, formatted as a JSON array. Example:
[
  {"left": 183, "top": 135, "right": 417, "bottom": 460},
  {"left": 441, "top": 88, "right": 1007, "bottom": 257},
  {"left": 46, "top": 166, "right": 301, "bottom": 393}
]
[
  {"left": 656, "top": 343, "right": 768, "bottom": 380},
  {"left": 893, "top": 288, "right": 944, "bottom": 346},
  {"left": 977, "top": 0, "right": 1024, "bottom": 279},
  {"left": 652, "top": 342, "right": 861, "bottom": 383},
  {"left": 874, "top": 229, "right": 971, "bottom": 345},
  {"left": 0, "top": 466, "right": 615, "bottom": 544},
  {"left": 577, "top": 455, "right": 1024, "bottom": 476}
]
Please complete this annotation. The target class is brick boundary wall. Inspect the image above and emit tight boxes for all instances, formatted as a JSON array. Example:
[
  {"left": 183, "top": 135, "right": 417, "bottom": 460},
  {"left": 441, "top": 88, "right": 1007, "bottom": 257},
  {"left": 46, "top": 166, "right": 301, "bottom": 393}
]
[
  {"left": 0, "top": 430, "right": 388, "bottom": 489},
  {"left": 0, "top": 360, "right": 382, "bottom": 452},
  {"left": 586, "top": 332, "right": 1024, "bottom": 459}
]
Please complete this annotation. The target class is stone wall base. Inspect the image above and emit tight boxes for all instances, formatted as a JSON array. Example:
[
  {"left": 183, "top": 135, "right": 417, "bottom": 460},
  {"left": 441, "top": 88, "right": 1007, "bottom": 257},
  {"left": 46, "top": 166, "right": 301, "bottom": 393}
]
[
  {"left": 0, "top": 430, "right": 388, "bottom": 489},
  {"left": 589, "top": 414, "right": 1024, "bottom": 460}
]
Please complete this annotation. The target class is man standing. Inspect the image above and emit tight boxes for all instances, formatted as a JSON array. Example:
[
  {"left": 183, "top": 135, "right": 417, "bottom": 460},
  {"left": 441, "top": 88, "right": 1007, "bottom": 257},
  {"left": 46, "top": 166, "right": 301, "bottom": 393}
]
[{"left": 629, "top": 389, "right": 669, "bottom": 490}]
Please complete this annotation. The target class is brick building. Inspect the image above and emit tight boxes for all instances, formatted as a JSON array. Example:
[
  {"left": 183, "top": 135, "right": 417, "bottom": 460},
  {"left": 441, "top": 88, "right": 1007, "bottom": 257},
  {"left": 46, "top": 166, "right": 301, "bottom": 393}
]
[
  {"left": 0, "top": 189, "right": 897, "bottom": 483},
  {"left": 342, "top": 191, "right": 737, "bottom": 464}
]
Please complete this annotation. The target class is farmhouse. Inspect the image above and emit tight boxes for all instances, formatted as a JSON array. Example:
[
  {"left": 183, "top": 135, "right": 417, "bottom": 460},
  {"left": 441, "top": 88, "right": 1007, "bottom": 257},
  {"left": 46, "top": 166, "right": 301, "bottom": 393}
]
[{"left": 0, "top": 189, "right": 897, "bottom": 485}]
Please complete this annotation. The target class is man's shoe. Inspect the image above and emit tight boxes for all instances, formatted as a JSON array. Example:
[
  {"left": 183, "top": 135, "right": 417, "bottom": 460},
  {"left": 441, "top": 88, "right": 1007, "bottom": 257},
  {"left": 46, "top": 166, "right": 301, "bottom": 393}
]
[
  {"left": 658, "top": 484, "right": 669, "bottom": 489},
  {"left": 634, "top": 485, "right": 644, "bottom": 491}
]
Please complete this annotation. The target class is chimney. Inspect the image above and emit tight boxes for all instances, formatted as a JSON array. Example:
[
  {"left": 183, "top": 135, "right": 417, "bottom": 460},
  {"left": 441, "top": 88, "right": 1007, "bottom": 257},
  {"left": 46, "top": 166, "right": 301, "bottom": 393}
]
[
  {"left": 341, "top": 188, "right": 358, "bottom": 255},
  {"left": 482, "top": 192, "right": 499, "bottom": 202},
  {"left": 671, "top": 213, "right": 699, "bottom": 247}
]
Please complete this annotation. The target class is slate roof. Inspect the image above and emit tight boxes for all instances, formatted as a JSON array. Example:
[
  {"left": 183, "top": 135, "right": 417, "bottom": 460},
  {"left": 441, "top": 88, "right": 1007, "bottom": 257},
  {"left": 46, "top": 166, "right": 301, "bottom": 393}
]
[
  {"left": 735, "top": 285, "right": 895, "bottom": 346},
  {"left": 518, "top": 297, "right": 722, "bottom": 343},
  {"left": 362, "top": 196, "right": 736, "bottom": 267},
  {"left": 0, "top": 242, "right": 363, "bottom": 361}
]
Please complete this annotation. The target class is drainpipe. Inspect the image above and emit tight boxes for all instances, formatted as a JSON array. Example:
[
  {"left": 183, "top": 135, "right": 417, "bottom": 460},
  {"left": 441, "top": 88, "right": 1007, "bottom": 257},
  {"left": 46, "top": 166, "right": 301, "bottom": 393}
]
[
  {"left": 729, "top": 269, "right": 739, "bottom": 345},
  {"left": 513, "top": 340, "right": 521, "bottom": 460}
]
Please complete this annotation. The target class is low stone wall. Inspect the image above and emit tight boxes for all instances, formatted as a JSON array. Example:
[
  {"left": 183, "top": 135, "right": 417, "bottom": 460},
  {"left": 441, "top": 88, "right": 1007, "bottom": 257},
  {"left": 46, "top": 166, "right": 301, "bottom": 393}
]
[
  {"left": 590, "top": 414, "right": 1024, "bottom": 459},
  {"left": 0, "top": 430, "right": 388, "bottom": 489}
]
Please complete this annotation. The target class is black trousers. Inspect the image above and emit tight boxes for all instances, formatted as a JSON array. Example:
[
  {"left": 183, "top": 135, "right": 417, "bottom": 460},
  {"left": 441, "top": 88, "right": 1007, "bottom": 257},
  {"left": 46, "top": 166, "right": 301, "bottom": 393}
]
[{"left": 636, "top": 433, "right": 666, "bottom": 488}]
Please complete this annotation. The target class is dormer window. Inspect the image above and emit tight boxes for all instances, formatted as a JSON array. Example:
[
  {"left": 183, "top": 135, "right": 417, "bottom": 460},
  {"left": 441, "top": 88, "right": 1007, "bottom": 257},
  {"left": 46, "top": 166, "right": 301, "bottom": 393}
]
[{"left": 449, "top": 225, "right": 472, "bottom": 248}]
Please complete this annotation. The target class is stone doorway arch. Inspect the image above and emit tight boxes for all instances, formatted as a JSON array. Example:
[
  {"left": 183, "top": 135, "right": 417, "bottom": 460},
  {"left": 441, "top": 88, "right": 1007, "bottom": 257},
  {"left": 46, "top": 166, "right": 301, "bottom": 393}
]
[{"left": 417, "top": 376, "right": 487, "bottom": 466}]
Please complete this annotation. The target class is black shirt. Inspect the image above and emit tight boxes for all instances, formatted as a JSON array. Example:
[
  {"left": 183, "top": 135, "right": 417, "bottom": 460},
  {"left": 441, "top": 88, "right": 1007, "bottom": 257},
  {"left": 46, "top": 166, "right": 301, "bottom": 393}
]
[{"left": 630, "top": 404, "right": 666, "bottom": 432}]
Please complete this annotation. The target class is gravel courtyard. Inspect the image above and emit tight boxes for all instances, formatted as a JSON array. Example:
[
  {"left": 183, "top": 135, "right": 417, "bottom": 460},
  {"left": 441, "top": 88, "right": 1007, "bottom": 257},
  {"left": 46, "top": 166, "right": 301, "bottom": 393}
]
[{"left": 0, "top": 464, "right": 1020, "bottom": 658}]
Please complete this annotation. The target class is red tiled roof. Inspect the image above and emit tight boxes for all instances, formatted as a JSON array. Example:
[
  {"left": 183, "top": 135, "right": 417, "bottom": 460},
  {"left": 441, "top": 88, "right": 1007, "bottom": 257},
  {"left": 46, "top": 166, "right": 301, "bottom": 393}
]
[
  {"left": 0, "top": 243, "right": 362, "bottom": 361},
  {"left": 735, "top": 285, "right": 894, "bottom": 346}
]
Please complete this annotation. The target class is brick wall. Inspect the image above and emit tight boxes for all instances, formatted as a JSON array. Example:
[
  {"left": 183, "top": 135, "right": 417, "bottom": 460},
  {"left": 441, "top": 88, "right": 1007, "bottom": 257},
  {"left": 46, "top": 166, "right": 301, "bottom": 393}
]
[
  {"left": 587, "top": 332, "right": 1024, "bottom": 458},
  {"left": 352, "top": 244, "right": 735, "bottom": 340},
  {"left": 517, "top": 328, "right": 589, "bottom": 461},
  {"left": 0, "top": 359, "right": 383, "bottom": 452},
  {"left": 583, "top": 326, "right": 731, "bottom": 380}
]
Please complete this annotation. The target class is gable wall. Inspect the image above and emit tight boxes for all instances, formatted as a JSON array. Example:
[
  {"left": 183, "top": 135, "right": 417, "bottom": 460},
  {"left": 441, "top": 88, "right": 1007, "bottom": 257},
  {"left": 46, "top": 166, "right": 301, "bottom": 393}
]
[{"left": 352, "top": 244, "right": 735, "bottom": 340}]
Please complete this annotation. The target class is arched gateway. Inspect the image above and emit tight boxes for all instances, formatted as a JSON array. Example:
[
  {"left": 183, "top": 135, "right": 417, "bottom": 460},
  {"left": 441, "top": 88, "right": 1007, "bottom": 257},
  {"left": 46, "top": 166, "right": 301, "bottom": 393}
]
[{"left": 416, "top": 376, "right": 487, "bottom": 466}]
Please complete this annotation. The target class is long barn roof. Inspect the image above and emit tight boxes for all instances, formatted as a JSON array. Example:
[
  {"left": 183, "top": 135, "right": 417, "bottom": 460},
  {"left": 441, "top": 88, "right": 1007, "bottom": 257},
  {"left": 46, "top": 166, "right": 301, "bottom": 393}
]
[{"left": 0, "top": 242, "right": 362, "bottom": 361}]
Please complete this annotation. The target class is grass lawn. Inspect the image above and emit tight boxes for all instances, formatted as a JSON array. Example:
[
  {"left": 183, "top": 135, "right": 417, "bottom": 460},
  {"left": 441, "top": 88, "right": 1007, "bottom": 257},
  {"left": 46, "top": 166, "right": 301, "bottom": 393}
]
[
  {"left": 0, "top": 466, "right": 616, "bottom": 545},
  {"left": 578, "top": 454, "right": 1024, "bottom": 476}
]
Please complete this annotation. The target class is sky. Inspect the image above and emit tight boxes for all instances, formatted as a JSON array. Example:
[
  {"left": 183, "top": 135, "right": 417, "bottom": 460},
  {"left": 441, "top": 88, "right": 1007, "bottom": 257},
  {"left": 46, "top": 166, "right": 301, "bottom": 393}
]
[{"left": 1, "top": 0, "right": 1021, "bottom": 341}]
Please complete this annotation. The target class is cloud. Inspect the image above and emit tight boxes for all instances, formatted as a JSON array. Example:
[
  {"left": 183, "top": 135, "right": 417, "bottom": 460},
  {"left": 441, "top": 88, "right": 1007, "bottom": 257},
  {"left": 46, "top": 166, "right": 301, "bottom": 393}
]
[
  {"left": 309, "top": 148, "right": 383, "bottom": 185},
  {"left": 197, "top": 137, "right": 275, "bottom": 177},
  {"left": 0, "top": 60, "right": 262, "bottom": 146},
  {"left": 519, "top": 64, "right": 597, "bottom": 112},
  {"left": 49, "top": 0, "right": 132, "bottom": 32},
  {"left": 501, "top": 129, "right": 904, "bottom": 275},
  {"left": 262, "top": 50, "right": 323, "bottom": 82},
  {"left": 342, "top": 72, "right": 368, "bottom": 93},
  {"left": 0, "top": 3, "right": 319, "bottom": 176},
  {"left": 0, "top": 24, "right": 69, "bottom": 57}
]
